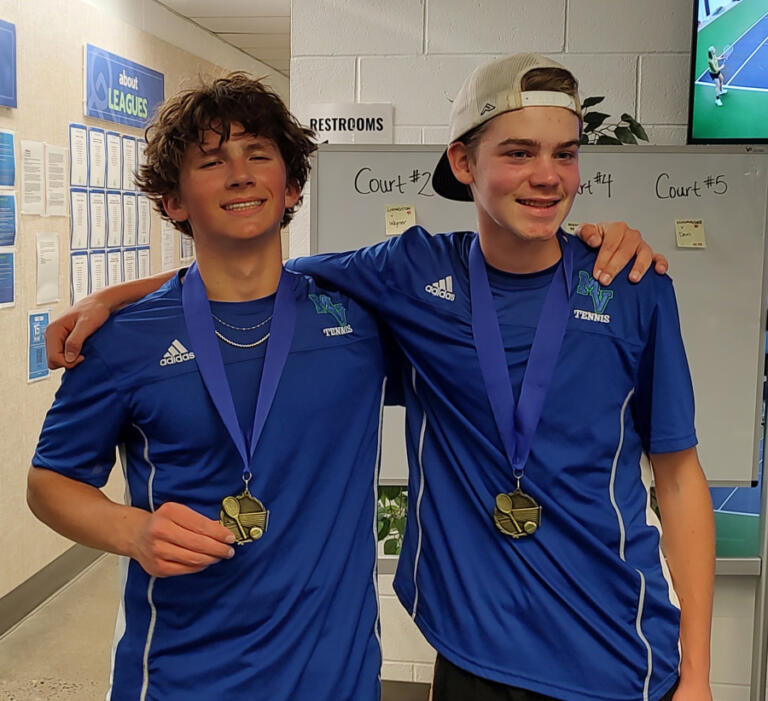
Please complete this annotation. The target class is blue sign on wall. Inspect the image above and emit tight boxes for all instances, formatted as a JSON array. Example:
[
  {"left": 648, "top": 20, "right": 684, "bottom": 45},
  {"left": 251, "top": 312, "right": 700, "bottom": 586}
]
[
  {"left": 84, "top": 44, "right": 164, "bottom": 129},
  {"left": 0, "top": 20, "right": 17, "bottom": 108},
  {"left": 28, "top": 311, "right": 50, "bottom": 382},
  {"left": 0, "top": 130, "right": 14, "bottom": 187}
]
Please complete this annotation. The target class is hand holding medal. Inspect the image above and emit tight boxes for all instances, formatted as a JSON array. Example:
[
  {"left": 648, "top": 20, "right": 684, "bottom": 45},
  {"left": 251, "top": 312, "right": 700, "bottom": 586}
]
[{"left": 130, "top": 501, "right": 236, "bottom": 577}]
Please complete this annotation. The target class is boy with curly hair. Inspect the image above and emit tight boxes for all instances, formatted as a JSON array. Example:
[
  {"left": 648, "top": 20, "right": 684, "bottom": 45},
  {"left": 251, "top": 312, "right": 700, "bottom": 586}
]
[{"left": 29, "top": 74, "right": 392, "bottom": 700}]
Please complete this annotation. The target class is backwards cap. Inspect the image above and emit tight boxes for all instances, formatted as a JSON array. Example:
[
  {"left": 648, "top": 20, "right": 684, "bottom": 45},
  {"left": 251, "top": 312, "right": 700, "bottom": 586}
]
[{"left": 432, "top": 53, "right": 582, "bottom": 201}]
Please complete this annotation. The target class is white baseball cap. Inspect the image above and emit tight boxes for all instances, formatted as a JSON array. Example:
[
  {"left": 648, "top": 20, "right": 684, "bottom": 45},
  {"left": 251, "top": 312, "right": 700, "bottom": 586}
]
[{"left": 432, "top": 53, "right": 582, "bottom": 201}]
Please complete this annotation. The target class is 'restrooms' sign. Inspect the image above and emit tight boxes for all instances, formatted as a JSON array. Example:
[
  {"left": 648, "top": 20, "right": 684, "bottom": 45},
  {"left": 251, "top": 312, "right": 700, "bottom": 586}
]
[
  {"left": 84, "top": 44, "right": 164, "bottom": 129},
  {"left": 303, "top": 103, "right": 393, "bottom": 144}
]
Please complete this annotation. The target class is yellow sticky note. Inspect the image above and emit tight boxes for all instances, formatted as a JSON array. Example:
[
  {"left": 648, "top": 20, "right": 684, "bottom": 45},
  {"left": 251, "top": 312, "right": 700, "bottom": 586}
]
[
  {"left": 385, "top": 205, "right": 416, "bottom": 236},
  {"left": 564, "top": 222, "right": 581, "bottom": 234},
  {"left": 675, "top": 219, "right": 707, "bottom": 248}
]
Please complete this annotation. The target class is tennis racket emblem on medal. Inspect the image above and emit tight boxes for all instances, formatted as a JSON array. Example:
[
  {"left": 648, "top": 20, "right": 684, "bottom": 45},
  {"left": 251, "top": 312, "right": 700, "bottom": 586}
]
[
  {"left": 493, "top": 487, "right": 541, "bottom": 538},
  {"left": 220, "top": 485, "right": 269, "bottom": 545}
]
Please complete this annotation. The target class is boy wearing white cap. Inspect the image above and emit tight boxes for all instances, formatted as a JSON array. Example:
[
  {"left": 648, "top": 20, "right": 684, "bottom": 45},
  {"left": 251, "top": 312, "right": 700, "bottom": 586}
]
[{"left": 291, "top": 54, "right": 714, "bottom": 701}]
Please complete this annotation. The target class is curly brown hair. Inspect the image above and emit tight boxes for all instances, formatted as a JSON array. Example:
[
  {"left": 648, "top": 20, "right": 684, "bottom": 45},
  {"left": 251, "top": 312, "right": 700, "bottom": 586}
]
[{"left": 135, "top": 72, "right": 316, "bottom": 236}]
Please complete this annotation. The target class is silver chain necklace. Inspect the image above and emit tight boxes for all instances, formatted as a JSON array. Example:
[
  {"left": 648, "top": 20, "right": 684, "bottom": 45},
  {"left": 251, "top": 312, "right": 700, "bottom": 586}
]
[
  {"left": 211, "top": 313, "right": 273, "bottom": 331},
  {"left": 211, "top": 312, "right": 272, "bottom": 349},
  {"left": 214, "top": 329, "right": 270, "bottom": 348}
]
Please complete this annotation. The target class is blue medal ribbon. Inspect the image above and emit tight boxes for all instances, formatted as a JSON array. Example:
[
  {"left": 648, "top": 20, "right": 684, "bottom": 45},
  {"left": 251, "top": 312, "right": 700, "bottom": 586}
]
[
  {"left": 469, "top": 232, "right": 573, "bottom": 479},
  {"left": 182, "top": 262, "right": 296, "bottom": 480}
]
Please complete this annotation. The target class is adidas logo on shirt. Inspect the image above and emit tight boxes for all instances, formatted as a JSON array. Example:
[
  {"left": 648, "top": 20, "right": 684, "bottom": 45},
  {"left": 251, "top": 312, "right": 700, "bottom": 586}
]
[
  {"left": 159, "top": 340, "right": 196, "bottom": 366},
  {"left": 425, "top": 276, "right": 455, "bottom": 301}
]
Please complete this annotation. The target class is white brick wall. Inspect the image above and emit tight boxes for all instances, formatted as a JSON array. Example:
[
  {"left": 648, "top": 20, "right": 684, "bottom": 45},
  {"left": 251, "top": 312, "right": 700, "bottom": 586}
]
[
  {"left": 291, "top": 0, "right": 423, "bottom": 56},
  {"left": 289, "top": 0, "right": 694, "bottom": 255},
  {"left": 638, "top": 53, "right": 691, "bottom": 125},
  {"left": 426, "top": 0, "right": 566, "bottom": 54},
  {"left": 378, "top": 574, "right": 436, "bottom": 684},
  {"left": 566, "top": 0, "right": 692, "bottom": 53},
  {"left": 359, "top": 55, "right": 485, "bottom": 125},
  {"left": 291, "top": 3, "right": 758, "bottom": 696},
  {"left": 290, "top": 57, "right": 357, "bottom": 116},
  {"left": 291, "top": 0, "right": 693, "bottom": 145},
  {"left": 552, "top": 52, "right": 637, "bottom": 125}
]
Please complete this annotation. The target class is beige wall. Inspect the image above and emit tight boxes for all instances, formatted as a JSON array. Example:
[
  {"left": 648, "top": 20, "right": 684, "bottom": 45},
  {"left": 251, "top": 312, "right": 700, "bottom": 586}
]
[{"left": 0, "top": 0, "right": 278, "bottom": 599}]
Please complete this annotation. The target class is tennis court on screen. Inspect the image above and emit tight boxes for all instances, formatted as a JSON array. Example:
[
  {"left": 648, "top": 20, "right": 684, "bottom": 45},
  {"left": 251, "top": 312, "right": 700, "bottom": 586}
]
[{"left": 690, "top": 0, "right": 768, "bottom": 140}]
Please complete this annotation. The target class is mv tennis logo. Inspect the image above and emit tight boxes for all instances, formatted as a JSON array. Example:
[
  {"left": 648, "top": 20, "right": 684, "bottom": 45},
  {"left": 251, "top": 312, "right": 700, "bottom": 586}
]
[
  {"left": 425, "top": 275, "right": 455, "bottom": 301},
  {"left": 160, "top": 339, "right": 196, "bottom": 366},
  {"left": 309, "top": 293, "right": 354, "bottom": 337},
  {"left": 575, "top": 270, "right": 613, "bottom": 324}
]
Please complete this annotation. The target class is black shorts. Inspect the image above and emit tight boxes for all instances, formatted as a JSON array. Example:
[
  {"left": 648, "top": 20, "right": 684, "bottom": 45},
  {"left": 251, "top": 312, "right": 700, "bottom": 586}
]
[
  {"left": 432, "top": 653, "right": 680, "bottom": 701},
  {"left": 710, "top": 71, "right": 722, "bottom": 80}
]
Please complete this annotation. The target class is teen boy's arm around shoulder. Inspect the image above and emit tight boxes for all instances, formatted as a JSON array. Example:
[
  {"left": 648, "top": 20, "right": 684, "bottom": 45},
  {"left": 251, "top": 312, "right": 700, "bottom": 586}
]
[
  {"left": 45, "top": 223, "right": 667, "bottom": 370},
  {"left": 651, "top": 448, "right": 714, "bottom": 701},
  {"left": 28, "top": 350, "right": 235, "bottom": 577},
  {"left": 46, "top": 269, "right": 176, "bottom": 369}
]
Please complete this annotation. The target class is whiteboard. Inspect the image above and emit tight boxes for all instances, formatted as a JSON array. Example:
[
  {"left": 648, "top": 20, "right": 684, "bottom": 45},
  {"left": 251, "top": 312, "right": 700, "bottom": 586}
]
[{"left": 310, "top": 145, "right": 768, "bottom": 485}]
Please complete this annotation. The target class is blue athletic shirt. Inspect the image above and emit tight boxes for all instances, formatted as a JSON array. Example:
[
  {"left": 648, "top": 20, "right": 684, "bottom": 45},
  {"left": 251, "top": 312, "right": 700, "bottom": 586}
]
[
  {"left": 33, "top": 270, "right": 389, "bottom": 701},
  {"left": 289, "top": 227, "right": 697, "bottom": 701}
]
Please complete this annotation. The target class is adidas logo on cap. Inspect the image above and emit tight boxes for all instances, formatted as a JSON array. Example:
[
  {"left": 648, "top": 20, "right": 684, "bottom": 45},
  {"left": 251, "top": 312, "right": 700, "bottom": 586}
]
[
  {"left": 160, "top": 339, "right": 196, "bottom": 366},
  {"left": 425, "top": 276, "right": 455, "bottom": 301}
]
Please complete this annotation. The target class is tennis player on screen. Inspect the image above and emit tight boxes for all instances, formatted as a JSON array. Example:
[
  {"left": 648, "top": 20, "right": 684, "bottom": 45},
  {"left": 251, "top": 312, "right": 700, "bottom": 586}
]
[{"left": 707, "top": 45, "right": 730, "bottom": 106}]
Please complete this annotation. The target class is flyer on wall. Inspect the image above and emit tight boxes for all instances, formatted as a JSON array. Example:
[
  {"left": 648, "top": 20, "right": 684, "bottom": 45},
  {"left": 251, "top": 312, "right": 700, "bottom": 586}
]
[{"left": 28, "top": 310, "right": 51, "bottom": 382}]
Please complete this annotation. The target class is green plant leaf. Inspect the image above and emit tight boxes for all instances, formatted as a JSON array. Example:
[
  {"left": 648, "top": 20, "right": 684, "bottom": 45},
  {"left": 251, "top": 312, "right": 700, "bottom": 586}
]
[
  {"left": 581, "top": 96, "right": 605, "bottom": 109},
  {"left": 583, "top": 112, "right": 610, "bottom": 127},
  {"left": 394, "top": 517, "right": 407, "bottom": 536},
  {"left": 384, "top": 538, "right": 400, "bottom": 555},
  {"left": 629, "top": 122, "right": 649, "bottom": 141},
  {"left": 614, "top": 126, "right": 637, "bottom": 144},
  {"left": 380, "top": 485, "right": 402, "bottom": 500},
  {"left": 596, "top": 135, "right": 622, "bottom": 145},
  {"left": 621, "top": 114, "right": 649, "bottom": 140},
  {"left": 377, "top": 518, "right": 391, "bottom": 541}
]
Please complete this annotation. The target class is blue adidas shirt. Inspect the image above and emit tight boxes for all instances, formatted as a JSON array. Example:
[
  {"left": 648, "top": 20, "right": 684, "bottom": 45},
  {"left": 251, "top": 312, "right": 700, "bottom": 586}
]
[
  {"left": 34, "top": 270, "right": 389, "bottom": 701},
  {"left": 290, "top": 227, "right": 697, "bottom": 701}
]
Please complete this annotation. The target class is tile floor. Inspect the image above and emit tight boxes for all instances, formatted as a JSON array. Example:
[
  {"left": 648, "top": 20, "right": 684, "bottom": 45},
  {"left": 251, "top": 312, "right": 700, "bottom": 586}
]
[{"left": 0, "top": 555, "right": 118, "bottom": 700}]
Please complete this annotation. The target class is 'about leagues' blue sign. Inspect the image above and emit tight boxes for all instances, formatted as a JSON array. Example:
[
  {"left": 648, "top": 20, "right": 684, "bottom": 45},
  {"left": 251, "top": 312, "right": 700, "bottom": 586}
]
[
  {"left": 0, "top": 20, "right": 17, "bottom": 109},
  {"left": 84, "top": 44, "right": 164, "bottom": 129}
]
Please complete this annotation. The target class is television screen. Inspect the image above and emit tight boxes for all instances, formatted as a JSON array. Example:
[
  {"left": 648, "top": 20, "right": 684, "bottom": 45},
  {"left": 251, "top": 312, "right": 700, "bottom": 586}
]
[{"left": 688, "top": 0, "right": 768, "bottom": 143}]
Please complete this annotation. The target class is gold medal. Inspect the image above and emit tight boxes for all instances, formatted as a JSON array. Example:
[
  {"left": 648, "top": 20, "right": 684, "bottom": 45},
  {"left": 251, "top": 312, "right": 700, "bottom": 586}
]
[
  {"left": 493, "top": 485, "right": 540, "bottom": 538},
  {"left": 220, "top": 483, "right": 269, "bottom": 545}
]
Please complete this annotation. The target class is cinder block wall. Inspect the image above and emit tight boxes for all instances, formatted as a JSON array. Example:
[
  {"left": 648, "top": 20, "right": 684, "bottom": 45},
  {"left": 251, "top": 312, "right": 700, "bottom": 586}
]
[
  {"left": 289, "top": 2, "right": 755, "bottom": 697},
  {"left": 289, "top": 0, "right": 693, "bottom": 256}
]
